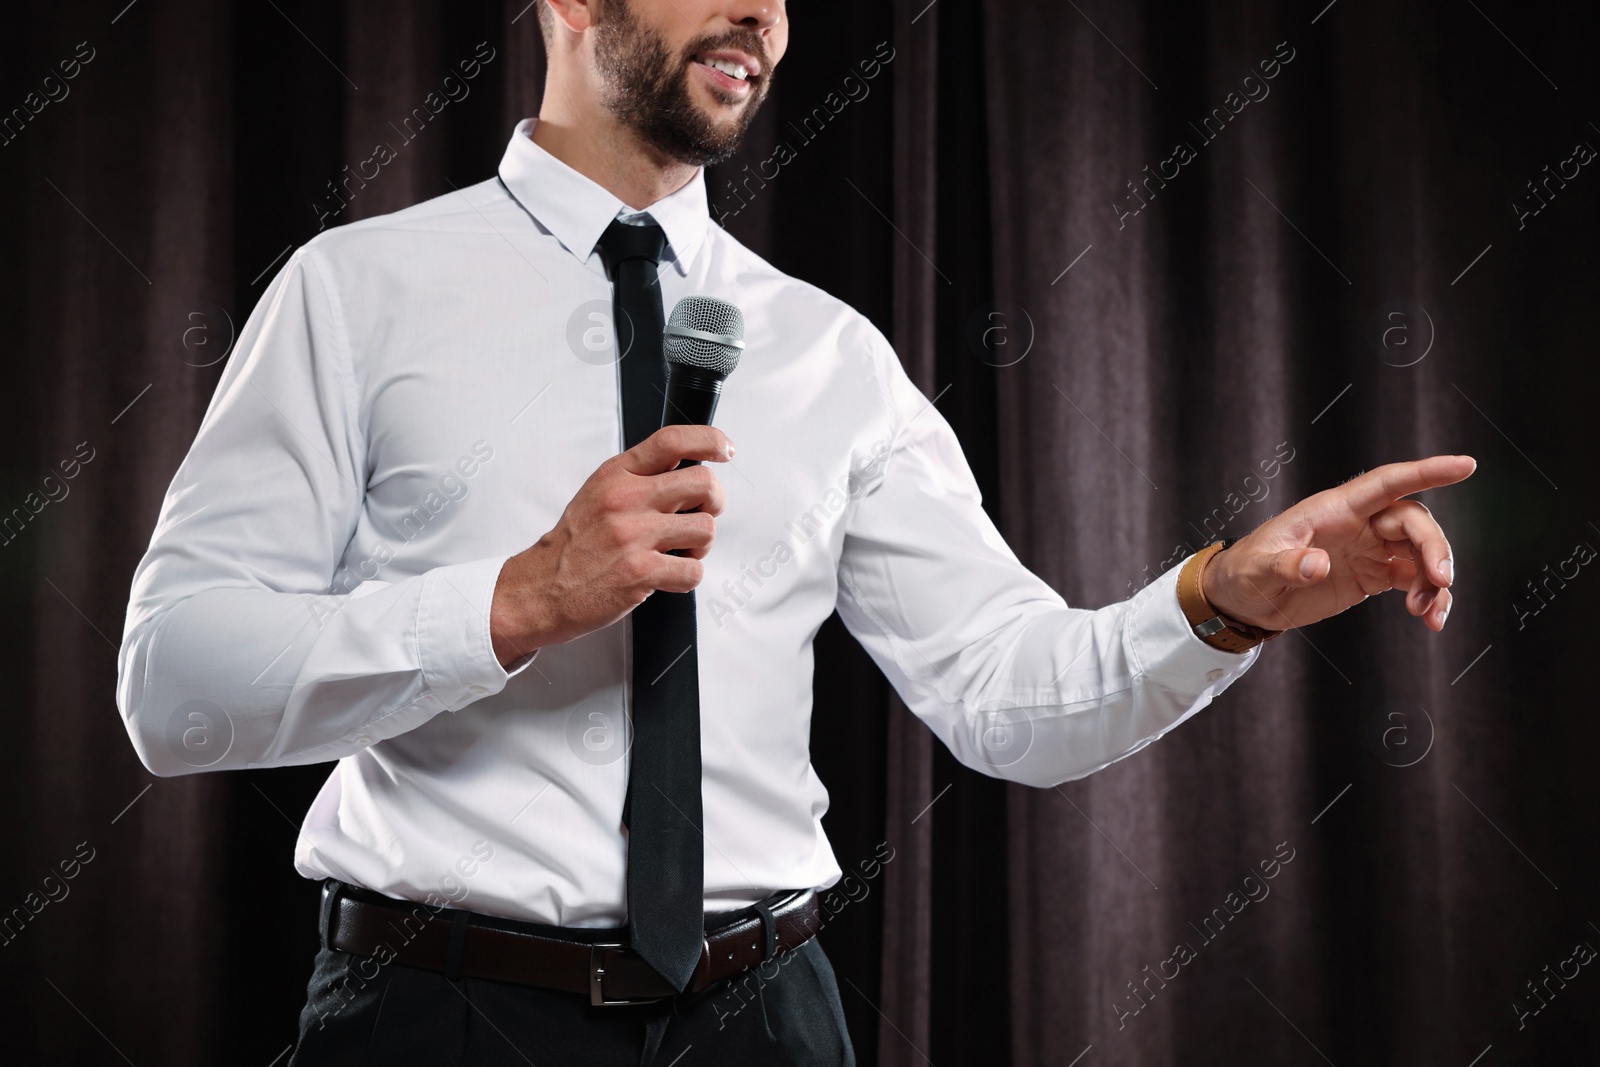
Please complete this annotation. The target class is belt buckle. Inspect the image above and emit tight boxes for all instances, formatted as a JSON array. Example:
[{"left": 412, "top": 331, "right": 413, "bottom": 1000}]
[
  {"left": 588, "top": 939, "right": 707, "bottom": 1006},
  {"left": 589, "top": 944, "right": 665, "bottom": 1007}
]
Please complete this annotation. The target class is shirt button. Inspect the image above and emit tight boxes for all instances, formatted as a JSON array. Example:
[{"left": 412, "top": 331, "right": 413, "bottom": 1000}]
[
  {"left": 353, "top": 734, "right": 372, "bottom": 746},
  {"left": 1205, "top": 668, "right": 1225, "bottom": 683}
]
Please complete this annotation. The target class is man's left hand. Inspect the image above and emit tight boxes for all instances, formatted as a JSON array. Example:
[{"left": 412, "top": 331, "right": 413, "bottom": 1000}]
[{"left": 1202, "top": 454, "right": 1477, "bottom": 634}]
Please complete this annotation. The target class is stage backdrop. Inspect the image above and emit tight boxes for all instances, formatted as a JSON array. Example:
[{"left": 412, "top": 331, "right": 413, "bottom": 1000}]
[{"left": 2, "top": 1, "right": 1596, "bottom": 1063}]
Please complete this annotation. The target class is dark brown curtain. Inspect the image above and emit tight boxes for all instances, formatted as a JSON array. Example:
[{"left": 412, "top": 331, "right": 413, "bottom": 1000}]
[{"left": 3, "top": 1, "right": 1595, "bottom": 1063}]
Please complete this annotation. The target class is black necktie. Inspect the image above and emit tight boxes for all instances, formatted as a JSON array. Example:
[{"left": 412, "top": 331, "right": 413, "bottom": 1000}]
[{"left": 596, "top": 218, "right": 704, "bottom": 993}]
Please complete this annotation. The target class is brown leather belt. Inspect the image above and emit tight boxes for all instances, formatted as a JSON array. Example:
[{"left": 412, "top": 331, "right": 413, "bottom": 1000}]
[{"left": 322, "top": 881, "right": 821, "bottom": 1006}]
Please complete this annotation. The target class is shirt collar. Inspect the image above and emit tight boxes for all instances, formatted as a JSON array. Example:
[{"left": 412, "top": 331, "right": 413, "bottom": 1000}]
[{"left": 497, "top": 117, "right": 710, "bottom": 276}]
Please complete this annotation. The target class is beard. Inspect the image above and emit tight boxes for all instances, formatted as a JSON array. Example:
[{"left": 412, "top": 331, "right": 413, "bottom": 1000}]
[{"left": 592, "top": 0, "right": 773, "bottom": 167}]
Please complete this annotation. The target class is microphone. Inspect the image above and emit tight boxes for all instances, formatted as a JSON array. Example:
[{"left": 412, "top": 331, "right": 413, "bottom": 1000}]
[{"left": 660, "top": 297, "right": 745, "bottom": 468}]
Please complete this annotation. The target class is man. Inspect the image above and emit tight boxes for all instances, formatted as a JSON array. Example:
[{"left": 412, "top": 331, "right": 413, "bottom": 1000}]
[{"left": 116, "top": 0, "right": 1471, "bottom": 1063}]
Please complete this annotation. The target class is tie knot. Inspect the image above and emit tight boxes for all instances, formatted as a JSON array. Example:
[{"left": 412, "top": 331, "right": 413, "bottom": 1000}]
[{"left": 597, "top": 217, "right": 669, "bottom": 276}]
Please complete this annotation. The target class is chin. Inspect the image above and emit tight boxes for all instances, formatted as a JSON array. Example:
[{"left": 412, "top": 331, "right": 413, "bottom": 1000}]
[{"left": 689, "top": 79, "right": 748, "bottom": 114}]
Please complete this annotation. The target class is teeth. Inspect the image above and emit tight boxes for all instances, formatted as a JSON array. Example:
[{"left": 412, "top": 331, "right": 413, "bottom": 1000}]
[{"left": 703, "top": 57, "right": 749, "bottom": 80}]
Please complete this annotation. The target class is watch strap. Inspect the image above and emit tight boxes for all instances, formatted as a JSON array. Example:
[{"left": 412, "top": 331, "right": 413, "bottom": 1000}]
[{"left": 1176, "top": 540, "right": 1283, "bottom": 653}]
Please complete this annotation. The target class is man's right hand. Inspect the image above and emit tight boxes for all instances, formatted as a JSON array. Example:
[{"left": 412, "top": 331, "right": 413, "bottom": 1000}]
[{"left": 489, "top": 424, "right": 734, "bottom": 667}]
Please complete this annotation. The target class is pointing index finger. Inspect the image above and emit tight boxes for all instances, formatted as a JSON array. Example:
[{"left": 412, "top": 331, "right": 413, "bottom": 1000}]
[{"left": 1341, "top": 455, "right": 1477, "bottom": 515}]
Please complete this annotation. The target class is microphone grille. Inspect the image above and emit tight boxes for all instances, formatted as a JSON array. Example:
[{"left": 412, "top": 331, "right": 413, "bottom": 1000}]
[{"left": 664, "top": 296, "right": 745, "bottom": 377}]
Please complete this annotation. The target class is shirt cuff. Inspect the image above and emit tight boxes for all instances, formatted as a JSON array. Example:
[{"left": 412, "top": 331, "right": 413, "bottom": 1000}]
[
  {"left": 417, "top": 554, "right": 540, "bottom": 710},
  {"left": 1124, "top": 559, "right": 1262, "bottom": 693}
]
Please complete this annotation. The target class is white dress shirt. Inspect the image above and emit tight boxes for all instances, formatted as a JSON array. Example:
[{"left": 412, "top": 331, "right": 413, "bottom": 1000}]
[{"left": 117, "top": 118, "right": 1260, "bottom": 927}]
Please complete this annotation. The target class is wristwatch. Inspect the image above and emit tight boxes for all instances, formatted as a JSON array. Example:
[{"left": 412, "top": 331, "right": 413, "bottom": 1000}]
[{"left": 1176, "top": 537, "right": 1283, "bottom": 654}]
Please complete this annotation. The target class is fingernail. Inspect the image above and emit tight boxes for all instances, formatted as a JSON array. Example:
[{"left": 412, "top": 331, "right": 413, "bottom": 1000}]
[
  {"left": 1299, "top": 554, "right": 1317, "bottom": 579},
  {"left": 1439, "top": 557, "right": 1452, "bottom": 584},
  {"left": 1439, "top": 606, "right": 1449, "bottom": 627},
  {"left": 724, "top": 440, "right": 736, "bottom": 459}
]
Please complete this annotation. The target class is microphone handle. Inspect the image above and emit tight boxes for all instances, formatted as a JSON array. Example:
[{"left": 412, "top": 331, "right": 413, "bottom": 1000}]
[
  {"left": 661, "top": 366, "right": 726, "bottom": 469},
  {"left": 660, "top": 368, "right": 727, "bottom": 557}
]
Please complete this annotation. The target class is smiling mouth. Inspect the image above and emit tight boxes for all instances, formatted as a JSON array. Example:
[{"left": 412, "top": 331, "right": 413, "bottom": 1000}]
[{"left": 690, "top": 52, "right": 760, "bottom": 97}]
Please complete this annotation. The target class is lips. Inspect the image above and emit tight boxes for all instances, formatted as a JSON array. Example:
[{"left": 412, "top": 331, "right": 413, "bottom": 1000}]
[
  {"left": 694, "top": 63, "right": 748, "bottom": 95},
  {"left": 698, "top": 54, "right": 754, "bottom": 81},
  {"left": 690, "top": 49, "right": 761, "bottom": 95}
]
